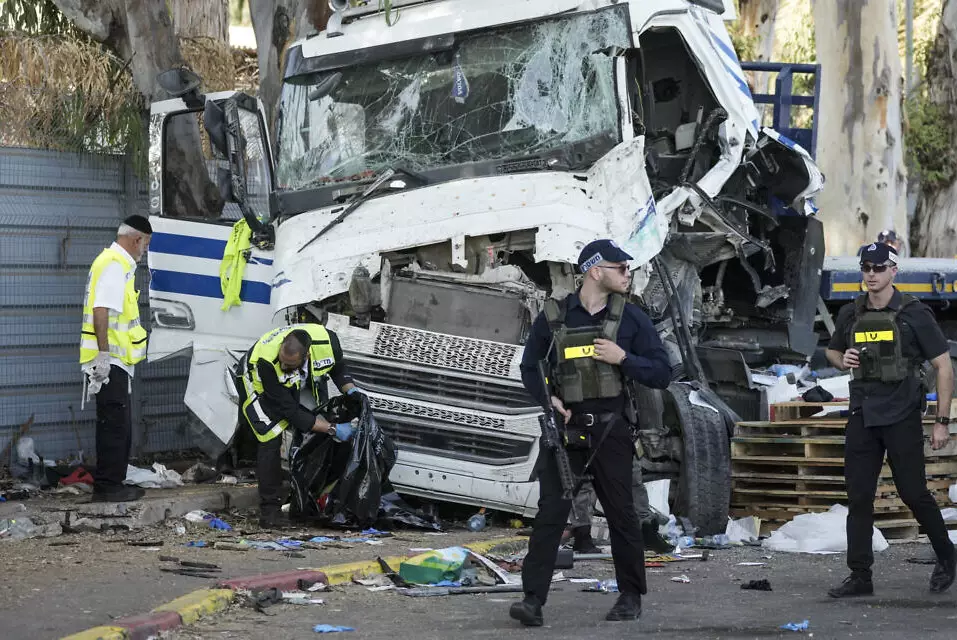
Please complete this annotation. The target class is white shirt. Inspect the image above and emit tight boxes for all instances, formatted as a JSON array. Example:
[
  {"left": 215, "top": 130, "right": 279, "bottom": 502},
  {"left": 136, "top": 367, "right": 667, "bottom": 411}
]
[{"left": 82, "top": 242, "right": 138, "bottom": 378}]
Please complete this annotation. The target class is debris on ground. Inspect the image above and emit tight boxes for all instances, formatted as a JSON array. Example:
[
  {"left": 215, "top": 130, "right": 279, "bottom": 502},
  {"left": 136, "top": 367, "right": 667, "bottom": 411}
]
[
  {"left": 670, "top": 575, "right": 691, "bottom": 583},
  {"left": 741, "top": 579, "right": 772, "bottom": 591},
  {"left": 242, "top": 587, "right": 283, "bottom": 614},
  {"left": 725, "top": 516, "right": 761, "bottom": 544},
  {"left": 124, "top": 463, "right": 183, "bottom": 489},
  {"left": 780, "top": 620, "right": 810, "bottom": 632},
  {"left": 313, "top": 625, "right": 354, "bottom": 633},
  {"left": 181, "top": 462, "right": 219, "bottom": 484},
  {"left": 580, "top": 578, "right": 618, "bottom": 593},
  {"left": 763, "top": 505, "right": 888, "bottom": 554}
]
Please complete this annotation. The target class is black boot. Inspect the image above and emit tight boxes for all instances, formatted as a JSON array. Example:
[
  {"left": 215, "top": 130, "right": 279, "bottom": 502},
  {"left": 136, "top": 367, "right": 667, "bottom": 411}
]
[
  {"left": 571, "top": 525, "right": 601, "bottom": 554},
  {"left": 642, "top": 519, "right": 674, "bottom": 554},
  {"left": 258, "top": 507, "right": 291, "bottom": 529},
  {"left": 827, "top": 573, "right": 874, "bottom": 598},
  {"left": 930, "top": 553, "right": 957, "bottom": 593},
  {"left": 605, "top": 592, "right": 641, "bottom": 621},
  {"left": 509, "top": 595, "right": 543, "bottom": 627}
]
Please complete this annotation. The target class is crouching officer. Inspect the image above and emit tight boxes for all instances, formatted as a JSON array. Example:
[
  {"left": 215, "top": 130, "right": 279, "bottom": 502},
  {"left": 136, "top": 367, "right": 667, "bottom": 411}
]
[
  {"left": 825, "top": 242, "right": 955, "bottom": 597},
  {"left": 239, "top": 323, "right": 360, "bottom": 528},
  {"left": 509, "top": 240, "right": 672, "bottom": 626}
]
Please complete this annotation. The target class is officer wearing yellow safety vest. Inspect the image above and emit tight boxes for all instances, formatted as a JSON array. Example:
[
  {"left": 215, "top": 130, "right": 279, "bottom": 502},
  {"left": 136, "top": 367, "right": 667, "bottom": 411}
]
[
  {"left": 80, "top": 215, "right": 152, "bottom": 503},
  {"left": 825, "top": 242, "right": 956, "bottom": 597},
  {"left": 239, "top": 323, "right": 360, "bottom": 528}
]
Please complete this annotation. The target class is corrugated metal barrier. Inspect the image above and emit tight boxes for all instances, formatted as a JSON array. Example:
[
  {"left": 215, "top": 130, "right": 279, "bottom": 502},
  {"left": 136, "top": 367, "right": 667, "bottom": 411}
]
[{"left": 0, "top": 147, "right": 194, "bottom": 468}]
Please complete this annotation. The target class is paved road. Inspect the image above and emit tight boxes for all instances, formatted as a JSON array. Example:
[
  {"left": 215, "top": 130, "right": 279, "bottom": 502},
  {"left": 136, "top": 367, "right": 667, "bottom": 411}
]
[{"left": 169, "top": 544, "right": 957, "bottom": 640}]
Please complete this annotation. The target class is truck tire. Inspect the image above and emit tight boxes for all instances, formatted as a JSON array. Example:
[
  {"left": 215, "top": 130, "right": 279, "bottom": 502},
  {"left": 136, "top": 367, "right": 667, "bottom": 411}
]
[{"left": 668, "top": 382, "right": 731, "bottom": 535}]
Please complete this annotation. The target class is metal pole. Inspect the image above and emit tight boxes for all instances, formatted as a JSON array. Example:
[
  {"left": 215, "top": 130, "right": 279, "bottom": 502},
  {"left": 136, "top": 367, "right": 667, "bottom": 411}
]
[{"left": 905, "top": 0, "right": 915, "bottom": 95}]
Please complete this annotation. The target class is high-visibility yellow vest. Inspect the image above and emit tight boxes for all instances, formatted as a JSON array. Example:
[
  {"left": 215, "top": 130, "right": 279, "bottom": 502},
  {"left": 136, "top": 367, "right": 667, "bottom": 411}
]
[
  {"left": 220, "top": 219, "right": 251, "bottom": 311},
  {"left": 241, "top": 324, "right": 337, "bottom": 442},
  {"left": 79, "top": 247, "right": 147, "bottom": 366}
]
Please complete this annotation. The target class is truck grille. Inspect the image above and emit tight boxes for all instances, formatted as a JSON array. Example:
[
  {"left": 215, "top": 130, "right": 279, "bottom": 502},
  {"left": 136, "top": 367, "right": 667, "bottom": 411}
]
[
  {"left": 348, "top": 354, "right": 536, "bottom": 413},
  {"left": 373, "top": 324, "right": 518, "bottom": 378},
  {"left": 371, "top": 397, "right": 534, "bottom": 465}
]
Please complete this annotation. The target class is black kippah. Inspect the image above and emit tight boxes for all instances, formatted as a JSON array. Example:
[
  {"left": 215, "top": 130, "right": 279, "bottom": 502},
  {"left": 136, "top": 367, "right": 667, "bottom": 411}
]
[{"left": 123, "top": 214, "right": 153, "bottom": 234}]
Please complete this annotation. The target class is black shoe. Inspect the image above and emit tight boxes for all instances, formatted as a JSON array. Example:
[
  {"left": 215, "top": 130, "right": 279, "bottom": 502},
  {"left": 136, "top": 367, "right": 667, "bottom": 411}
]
[
  {"left": 930, "top": 554, "right": 957, "bottom": 593},
  {"left": 258, "top": 509, "right": 292, "bottom": 529},
  {"left": 642, "top": 519, "right": 675, "bottom": 554},
  {"left": 571, "top": 526, "right": 602, "bottom": 554},
  {"left": 605, "top": 592, "right": 641, "bottom": 621},
  {"left": 509, "top": 596, "right": 543, "bottom": 627},
  {"left": 827, "top": 574, "right": 874, "bottom": 598},
  {"left": 92, "top": 486, "right": 145, "bottom": 503}
]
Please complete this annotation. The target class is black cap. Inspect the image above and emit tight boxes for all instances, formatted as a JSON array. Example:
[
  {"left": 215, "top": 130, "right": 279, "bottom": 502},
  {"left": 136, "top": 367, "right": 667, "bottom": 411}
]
[
  {"left": 577, "top": 239, "right": 633, "bottom": 273},
  {"left": 123, "top": 214, "right": 152, "bottom": 235},
  {"left": 860, "top": 242, "right": 898, "bottom": 265},
  {"left": 877, "top": 229, "right": 898, "bottom": 243}
]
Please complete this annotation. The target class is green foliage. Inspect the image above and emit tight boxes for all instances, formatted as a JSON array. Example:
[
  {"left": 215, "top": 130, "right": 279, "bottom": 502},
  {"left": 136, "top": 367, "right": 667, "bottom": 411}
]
[
  {"left": 727, "top": 20, "right": 758, "bottom": 62},
  {"left": 905, "top": 97, "right": 957, "bottom": 193},
  {"left": 0, "top": 0, "right": 81, "bottom": 36}
]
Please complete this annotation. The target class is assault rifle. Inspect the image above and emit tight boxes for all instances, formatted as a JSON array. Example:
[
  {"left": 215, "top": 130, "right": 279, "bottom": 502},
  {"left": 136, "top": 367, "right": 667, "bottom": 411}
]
[{"left": 536, "top": 359, "right": 576, "bottom": 500}]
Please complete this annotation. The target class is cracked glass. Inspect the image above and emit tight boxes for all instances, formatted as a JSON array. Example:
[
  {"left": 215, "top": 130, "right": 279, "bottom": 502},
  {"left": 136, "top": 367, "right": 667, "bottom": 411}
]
[{"left": 275, "top": 6, "right": 630, "bottom": 191}]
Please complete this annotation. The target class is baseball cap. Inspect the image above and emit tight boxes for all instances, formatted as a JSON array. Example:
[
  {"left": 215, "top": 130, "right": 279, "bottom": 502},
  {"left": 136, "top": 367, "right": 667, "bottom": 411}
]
[
  {"left": 860, "top": 242, "right": 898, "bottom": 266},
  {"left": 123, "top": 214, "right": 153, "bottom": 234},
  {"left": 877, "top": 229, "right": 898, "bottom": 243},
  {"left": 577, "top": 239, "right": 633, "bottom": 273}
]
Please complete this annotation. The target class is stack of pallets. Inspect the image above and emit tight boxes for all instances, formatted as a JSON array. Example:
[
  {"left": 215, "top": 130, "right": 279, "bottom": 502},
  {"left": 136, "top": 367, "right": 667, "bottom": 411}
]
[{"left": 730, "top": 401, "right": 957, "bottom": 539}]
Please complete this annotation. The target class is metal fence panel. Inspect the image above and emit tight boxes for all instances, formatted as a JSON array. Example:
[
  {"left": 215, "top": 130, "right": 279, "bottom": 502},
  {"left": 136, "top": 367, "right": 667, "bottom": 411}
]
[{"left": 0, "top": 147, "right": 194, "bottom": 468}]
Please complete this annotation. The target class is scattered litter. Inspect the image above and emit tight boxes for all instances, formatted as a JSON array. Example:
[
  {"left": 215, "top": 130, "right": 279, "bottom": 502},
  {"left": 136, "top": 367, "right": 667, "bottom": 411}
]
[
  {"left": 424, "top": 532, "right": 448, "bottom": 536},
  {"left": 59, "top": 467, "right": 94, "bottom": 487},
  {"left": 301, "top": 581, "right": 329, "bottom": 592},
  {"left": 366, "top": 585, "right": 395, "bottom": 592},
  {"left": 741, "top": 579, "right": 772, "bottom": 591},
  {"left": 207, "top": 517, "right": 231, "bottom": 531},
  {"left": 213, "top": 541, "right": 248, "bottom": 551},
  {"left": 361, "top": 528, "right": 387, "bottom": 536},
  {"left": 581, "top": 579, "right": 618, "bottom": 593},
  {"left": 670, "top": 575, "right": 691, "bottom": 583},
  {"left": 182, "top": 462, "right": 218, "bottom": 484},
  {"left": 185, "top": 541, "right": 207, "bottom": 547},
  {"left": 124, "top": 463, "right": 183, "bottom": 489},
  {"left": 468, "top": 550, "right": 517, "bottom": 585},
  {"left": 396, "top": 584, "right": 523, "bottom": 597},
  {"left": 0, "top": 516, "right": 36, "bottom": 540},
  {"left": 184, "top": 510, "right": 212, "bottom": 523},
  {"left": 309, "top": 536, "right": 337, "bottom": 543},
  {"left": 283, "top": 592, "right": 325, "bottom": 605},
  {"left": 941, "top": 507, "right": 957, "bottom": 522},
  {"left": 569, "top": 578, "right": 599, "bottom": 583},
  {"left": 354, "top": 576, "right": 392, "bottom": 588},
  {"left": 243, "top": 587, "right": 283, "bottom": 613},
  {"left": 780, "top": 620, "right": 809, "bottom": 632},
  {"left": 128, "top": 540, "right": 163, "bottom": 547},
  {"left": 174, "top": 525, "right": 187, "bottom": 536},
  {"left": 53, "top": 485, "right": 91, "bottom": 496},
  {"left": 737, "top": 562, "right": 766, "bottom": 567},
  {"left": 313, "top": 625, "right": 354, "bottom": 633},
  {"left": 217, "top": 475, "right": 239, "bottom": 485},
  {"left": 763, "top": 505, "right": 887, "bottom": 554},
  {"left": 409, "top": 547, "right": 433, "bottom": 552},
  {"left": 725, "top": 516, "right": 761, "bottom": 543},
  {"left": 399, "top": 547, "right": 468, "bottom": 585}
]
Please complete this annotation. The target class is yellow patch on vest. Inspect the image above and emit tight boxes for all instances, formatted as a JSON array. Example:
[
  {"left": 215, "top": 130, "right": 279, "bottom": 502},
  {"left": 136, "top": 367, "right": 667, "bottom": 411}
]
[
  {"left": 564, "top": 345, "right": 595, "bottom": 359},
  {"left": 854, "top": 330, "right": 895, "bottom": 342}
]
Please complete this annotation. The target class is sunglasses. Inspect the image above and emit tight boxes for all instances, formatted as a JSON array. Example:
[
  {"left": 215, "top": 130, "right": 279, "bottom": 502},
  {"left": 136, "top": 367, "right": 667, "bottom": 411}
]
[
  {"left": 597, "top": 265, "right": 629, "bottom": 275},
  {"left": 860, "top": 264, "right": 890, "bottom": 274}
]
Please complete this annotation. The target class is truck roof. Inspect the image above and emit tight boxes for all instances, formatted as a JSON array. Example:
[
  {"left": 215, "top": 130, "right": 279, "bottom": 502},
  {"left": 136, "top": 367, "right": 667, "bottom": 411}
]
[{"left": 821, "top": 255, "right": 957, "bottom": 301}]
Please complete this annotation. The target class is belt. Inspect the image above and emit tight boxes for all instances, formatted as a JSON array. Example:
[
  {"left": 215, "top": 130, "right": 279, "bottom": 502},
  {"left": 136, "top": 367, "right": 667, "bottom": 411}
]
[{"left": 567, "top": 412, "right": 617, "bottom": 427}]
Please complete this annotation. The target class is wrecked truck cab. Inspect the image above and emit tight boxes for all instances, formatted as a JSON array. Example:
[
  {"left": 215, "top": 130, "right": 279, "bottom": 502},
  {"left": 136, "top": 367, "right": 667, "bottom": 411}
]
[{"left": 145, "top": 0, "right": 823, "bottom": 533}]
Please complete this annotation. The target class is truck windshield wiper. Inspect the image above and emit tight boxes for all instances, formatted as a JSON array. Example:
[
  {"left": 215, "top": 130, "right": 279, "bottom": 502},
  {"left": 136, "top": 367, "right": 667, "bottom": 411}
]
[{"left": 297, "top": 167, "right": 425, "bottom": 254}]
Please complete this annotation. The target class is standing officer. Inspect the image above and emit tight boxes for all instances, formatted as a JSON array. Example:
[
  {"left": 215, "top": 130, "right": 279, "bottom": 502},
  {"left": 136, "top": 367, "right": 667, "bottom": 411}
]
[
  {"left": 239, "top": 323, "right": 360, "bottom": 527},
  {"left": 509, "top": 240, "right": 672, "bottom": 626},
  {"left": 80, "top": 215, "right": 152, "bottom": 503},
  {"left": 825, "top": 242, "right": 955, "bottom": 597}
]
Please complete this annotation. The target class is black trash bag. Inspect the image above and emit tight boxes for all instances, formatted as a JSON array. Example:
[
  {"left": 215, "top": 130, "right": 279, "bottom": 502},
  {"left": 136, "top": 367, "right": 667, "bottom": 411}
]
[
  {"left": 378, "top": 491, "right": 444, "bottom": 531},
  {"left": 331, "top": 393, "right": 397, "bottom": 527},
  {"left": 802, "top": 385, "right": 834, "bottom": 403}
]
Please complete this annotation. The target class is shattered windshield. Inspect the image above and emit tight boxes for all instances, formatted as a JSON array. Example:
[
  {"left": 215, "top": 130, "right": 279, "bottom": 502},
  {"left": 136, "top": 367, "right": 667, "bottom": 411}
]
[{"left": 275, "top": 6, "right": 631, "bottom": 191}]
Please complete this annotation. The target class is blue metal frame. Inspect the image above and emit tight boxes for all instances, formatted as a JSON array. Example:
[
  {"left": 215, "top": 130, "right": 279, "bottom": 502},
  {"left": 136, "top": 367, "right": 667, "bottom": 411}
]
[{"left": 740, "top": 61, "right": 821, "bottom": 158}]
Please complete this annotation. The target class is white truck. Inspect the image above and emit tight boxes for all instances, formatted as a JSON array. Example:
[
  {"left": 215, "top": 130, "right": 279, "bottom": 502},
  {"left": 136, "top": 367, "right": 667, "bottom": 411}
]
[{"left": 146, "top": 0, "right": 824, "bottom": 533}]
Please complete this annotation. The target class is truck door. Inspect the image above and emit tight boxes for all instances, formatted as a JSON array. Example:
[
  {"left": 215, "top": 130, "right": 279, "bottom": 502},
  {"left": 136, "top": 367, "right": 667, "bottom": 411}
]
[{"left": 147, "top": 91, "right": 278, "bottom": 453}]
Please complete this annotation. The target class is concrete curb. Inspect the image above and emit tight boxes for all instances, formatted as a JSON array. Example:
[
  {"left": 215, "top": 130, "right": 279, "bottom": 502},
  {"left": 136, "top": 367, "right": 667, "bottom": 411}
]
[{"left": 61, "top": 534, "right": 529, "bottom": 639}]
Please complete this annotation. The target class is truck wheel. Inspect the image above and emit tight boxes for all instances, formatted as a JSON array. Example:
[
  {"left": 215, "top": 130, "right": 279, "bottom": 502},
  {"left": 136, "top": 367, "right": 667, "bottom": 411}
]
[{"left": 668, "top": 382, "right": 730, "bottom": 535}]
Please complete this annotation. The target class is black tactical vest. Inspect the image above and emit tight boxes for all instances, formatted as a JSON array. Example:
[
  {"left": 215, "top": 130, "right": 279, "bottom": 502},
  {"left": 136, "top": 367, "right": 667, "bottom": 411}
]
[
  {"left": 545, "top": 293, "right": 625, "bottom": 404},
  {"left": 849, "top": 293, "right": 920, "bottom": 383}
]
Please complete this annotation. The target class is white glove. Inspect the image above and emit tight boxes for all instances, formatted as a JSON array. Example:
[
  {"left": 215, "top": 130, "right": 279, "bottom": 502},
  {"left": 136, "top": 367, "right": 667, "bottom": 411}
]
[
  {"left": 91, "top": 351, "right": 111, "bottom": 384},
  {"left": 86, "top": 376, "right": 104, "bottom": 399}
]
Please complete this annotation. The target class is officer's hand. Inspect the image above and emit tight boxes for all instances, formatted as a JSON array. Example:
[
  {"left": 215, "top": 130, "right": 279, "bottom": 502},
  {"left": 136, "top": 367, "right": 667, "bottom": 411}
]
[
  {"left": 550, "top": 396, "right": 571, "bottom": 421},
  {"left": 312, "top": 417, "right": 332, "bottom": 434},
  {"left": 593, "top": 338, "right": 626, "bottom": 365},
  {"left": 931, "top": 422, "right": 950, "bottom": 450},
  {"left": 842, "top": 348, "right": 860, "bottom": 369}
]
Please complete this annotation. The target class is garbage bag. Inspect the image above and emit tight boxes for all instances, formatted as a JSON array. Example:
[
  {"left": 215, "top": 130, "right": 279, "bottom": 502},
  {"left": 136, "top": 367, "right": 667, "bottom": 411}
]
[
  {"left": 333, "top": 393, "right": 397, "bottom": 526},
  {"left": 762, "top": 504, "right": 888, "bottom": 554},
  {"left": 379, "top": 491, "right": 443, "bottom": 531}
]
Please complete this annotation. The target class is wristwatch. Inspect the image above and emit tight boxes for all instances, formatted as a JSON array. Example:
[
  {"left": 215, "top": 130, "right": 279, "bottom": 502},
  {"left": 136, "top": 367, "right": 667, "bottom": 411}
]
[{"left": 935, "top": 416, "right": 951, "bottom": 426}]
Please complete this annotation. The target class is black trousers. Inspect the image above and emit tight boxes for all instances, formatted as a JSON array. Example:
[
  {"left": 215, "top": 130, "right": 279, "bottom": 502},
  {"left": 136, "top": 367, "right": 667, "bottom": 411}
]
[
  {"left": 257, "top": 436, "right": 285, "bottom": 514},
  {"left": 94, "top": 366, "right": 132, "bottom": 493},
  {"left": 845, "top": 411, "right": 955, "bottom": 577},
  {"left": 522, "top": 417, "right": 646, "bottom": 605}
]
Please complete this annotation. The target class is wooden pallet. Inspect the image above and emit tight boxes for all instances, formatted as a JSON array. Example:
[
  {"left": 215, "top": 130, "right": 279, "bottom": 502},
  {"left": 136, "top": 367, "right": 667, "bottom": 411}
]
[{"left": 769, "top": 400, "right": 956, "bottom": 423}]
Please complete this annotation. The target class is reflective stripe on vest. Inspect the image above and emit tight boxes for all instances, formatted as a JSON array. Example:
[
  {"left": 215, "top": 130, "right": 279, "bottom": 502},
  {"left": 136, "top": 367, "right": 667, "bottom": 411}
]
[
  {"left": 79, "top": 248, "right": 147, "bottom": 366},
  {"left": 241, "top": 324, "right": 338, "bottom": 443}
]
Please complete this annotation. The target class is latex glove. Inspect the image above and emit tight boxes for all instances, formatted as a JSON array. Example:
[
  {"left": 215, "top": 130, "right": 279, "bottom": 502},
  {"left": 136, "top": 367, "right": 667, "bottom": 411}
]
[
  {"left": 332, "top": 422, "right": 354, "bottom": 442},
  {"left": 347, "top": 387, "right": 361, "bottom": 395},
  {"left": 86, "top": 376, "right": 104, "bottom": 400},
  {"left": 206, "top": 517, "right": 232, "bottom": 531},
  {"left": 92, "top": 351, "right": 112, "bottom": 382}
]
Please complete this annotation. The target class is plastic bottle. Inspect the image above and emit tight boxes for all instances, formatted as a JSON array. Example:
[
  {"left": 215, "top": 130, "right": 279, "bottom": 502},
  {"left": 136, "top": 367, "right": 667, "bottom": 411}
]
[
  {"left": 467, "top": 508, "right": 487, "bottom": 532},
  {"left": 0, "top": 516, "right": 36, "bottom": 540},
  {"left": 677, "top": 535, "right": 695, "bottom": 548}
]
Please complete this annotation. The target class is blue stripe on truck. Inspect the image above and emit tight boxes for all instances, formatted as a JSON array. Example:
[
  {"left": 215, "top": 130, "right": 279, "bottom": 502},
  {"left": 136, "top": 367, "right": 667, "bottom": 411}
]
[
  {"left": 149, "top": 269, "right": 271, "bottom": 305},
  {"left": 149, "top": 232, "right": 274, "bottom": 265}
]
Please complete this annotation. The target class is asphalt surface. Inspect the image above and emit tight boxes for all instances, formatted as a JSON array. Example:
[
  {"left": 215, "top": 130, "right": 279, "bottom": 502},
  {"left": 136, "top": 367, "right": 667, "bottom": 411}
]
[
  {"left": 168, "top": 543, "right": 957, "bottom": 640},
  {"left": 0, "top": 512, "right": 515, "bottom": 640}
]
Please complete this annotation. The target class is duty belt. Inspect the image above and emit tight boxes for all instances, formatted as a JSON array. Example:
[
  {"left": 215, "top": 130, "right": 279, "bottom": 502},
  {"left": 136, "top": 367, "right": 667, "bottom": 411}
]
[{"left": 567, "top": 412, "right": 618, "bottom": 427}]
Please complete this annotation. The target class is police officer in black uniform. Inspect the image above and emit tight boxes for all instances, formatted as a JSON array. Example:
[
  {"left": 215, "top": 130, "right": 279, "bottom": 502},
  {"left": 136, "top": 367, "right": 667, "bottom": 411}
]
[
  {"left": 508, "top": 240, "right": 672, "bottom": 626},
  {"left": 826, "top": 243, "right": 956, "bottom": 597}
]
